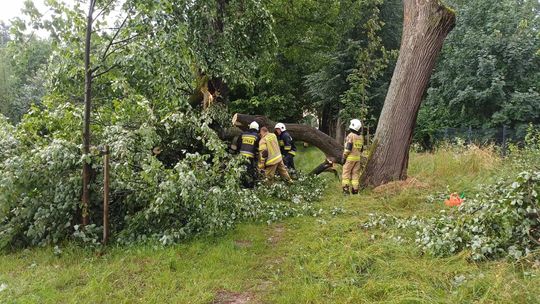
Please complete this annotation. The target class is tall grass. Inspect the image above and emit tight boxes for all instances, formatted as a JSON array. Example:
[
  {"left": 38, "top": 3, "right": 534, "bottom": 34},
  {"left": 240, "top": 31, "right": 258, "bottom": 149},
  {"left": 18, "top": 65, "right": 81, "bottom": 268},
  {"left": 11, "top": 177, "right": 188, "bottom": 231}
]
[{"left": 1, "top": 145, "right": 539, "bottom": 303}]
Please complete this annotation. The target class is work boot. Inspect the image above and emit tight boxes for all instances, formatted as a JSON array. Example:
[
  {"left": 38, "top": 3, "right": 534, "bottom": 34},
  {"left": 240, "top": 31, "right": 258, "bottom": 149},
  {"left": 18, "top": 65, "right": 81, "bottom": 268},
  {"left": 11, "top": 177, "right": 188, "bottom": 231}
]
[
  {"left": 342, "top": 186, "right": 350, "bottom": 195},
  {"left": 351, "top": 188, "right": 359, "bottom": 195}
]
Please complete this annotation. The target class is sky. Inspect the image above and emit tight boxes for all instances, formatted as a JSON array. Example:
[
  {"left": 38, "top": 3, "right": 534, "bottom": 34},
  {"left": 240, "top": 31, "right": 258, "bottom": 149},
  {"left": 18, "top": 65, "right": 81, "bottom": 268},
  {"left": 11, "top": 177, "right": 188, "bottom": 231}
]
[
  {"left": 0, "top": 0, "right": 123, "bottom": 37},
  {"left": 0, "top": 0, "right": 51, "bottom": 24}
]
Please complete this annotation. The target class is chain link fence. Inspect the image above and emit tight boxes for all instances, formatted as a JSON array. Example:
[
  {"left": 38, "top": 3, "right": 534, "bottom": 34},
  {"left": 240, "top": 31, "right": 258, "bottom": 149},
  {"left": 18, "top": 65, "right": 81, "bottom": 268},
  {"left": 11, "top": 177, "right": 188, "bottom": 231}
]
[{"left": 418, "top": 125, "right": 536, "bottom": 156}]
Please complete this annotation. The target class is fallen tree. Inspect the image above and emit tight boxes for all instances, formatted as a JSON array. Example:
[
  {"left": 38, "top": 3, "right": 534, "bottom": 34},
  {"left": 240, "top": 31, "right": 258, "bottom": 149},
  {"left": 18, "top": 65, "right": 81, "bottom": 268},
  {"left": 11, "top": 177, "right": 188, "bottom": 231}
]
[{"left": 232, "top": 113, "right": 344, "bottom": 163}]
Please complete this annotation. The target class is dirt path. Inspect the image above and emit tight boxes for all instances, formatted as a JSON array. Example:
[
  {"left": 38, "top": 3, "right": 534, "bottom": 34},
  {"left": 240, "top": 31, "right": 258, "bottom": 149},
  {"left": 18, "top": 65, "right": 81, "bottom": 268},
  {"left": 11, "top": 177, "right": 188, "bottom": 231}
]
[{"left": 214, "top": 224, "right": 287, "bottom": 304}]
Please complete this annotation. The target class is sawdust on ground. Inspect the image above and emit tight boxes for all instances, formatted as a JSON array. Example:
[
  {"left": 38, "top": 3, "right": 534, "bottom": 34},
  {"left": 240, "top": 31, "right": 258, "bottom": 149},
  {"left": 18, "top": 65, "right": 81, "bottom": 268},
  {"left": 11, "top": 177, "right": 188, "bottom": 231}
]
[{"left": 372, "top": 177, "right": 429, "bottom": 194}]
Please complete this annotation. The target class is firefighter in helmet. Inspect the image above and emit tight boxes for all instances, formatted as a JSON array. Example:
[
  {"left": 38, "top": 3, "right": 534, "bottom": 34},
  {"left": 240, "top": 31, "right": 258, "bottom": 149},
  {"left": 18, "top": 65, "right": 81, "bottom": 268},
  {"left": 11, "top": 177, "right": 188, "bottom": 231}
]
[
  {"left": 258, "top": 126, "right": 292, "bottom": 183},
  {"left": 274, "top": 122, "right": 297, "bottom": 172},
  {"left": 342, "top": 119, "right": 364, "bottom": 194},
  {"left": 236, "top": 121, "right": 260, "bottom": 188}
]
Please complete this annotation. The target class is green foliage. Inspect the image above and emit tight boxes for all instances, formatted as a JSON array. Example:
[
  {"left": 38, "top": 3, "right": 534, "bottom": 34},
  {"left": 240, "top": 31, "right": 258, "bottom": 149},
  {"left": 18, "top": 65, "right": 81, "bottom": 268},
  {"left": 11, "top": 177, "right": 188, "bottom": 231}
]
[
  {"left": 422, "top": 0, "right": 540, "bottom": 132},
  {"left": 0, "top": 115, "right": 17, "bottom": 162},
  {"left": 508, "top": 124, "right": 540, "bottom": 170},
  {"left": 303, "top": 0, "right": 401, "bottom": 131},
  {"left": 230, "top": 0, "right": 401, "bottom": 125},
  {"left": 183, "top": 0, "right": 277, "bottom": 86},
  {"left": 0, "top": 138, "right": 81, "bottom": 249},
  {"left": 0, "top": 0, "right": 329, "bottom": 251},
  {"left": 0, "top": 98, "right": 326, "bottom": 249},
  {"left": 363, "top": 169, "right": 540, "bottom": 261},
  {"left": 0, "top": 30, "right": 51, "bottom": 122},
  {"left": 339, "top": 0, "right": 397, "bottom": 124}
]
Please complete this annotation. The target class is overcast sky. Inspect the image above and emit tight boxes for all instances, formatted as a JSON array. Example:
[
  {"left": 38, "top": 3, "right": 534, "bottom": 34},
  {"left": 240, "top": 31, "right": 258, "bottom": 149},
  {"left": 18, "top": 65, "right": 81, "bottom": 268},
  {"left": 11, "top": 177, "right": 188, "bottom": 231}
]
[
  {"left": 1, "top": 0, "right": 124, "bottom": 38},
  {"left": 0, "top": 0, "right": 51, "bottom": 24}
]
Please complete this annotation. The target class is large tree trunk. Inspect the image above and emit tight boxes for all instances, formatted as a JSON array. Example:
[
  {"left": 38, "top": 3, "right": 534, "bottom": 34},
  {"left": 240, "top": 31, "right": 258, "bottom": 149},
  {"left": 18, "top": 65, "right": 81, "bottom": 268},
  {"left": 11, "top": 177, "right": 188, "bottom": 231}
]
[
  {"left": 335, "top": 116, "right": 346, "bottom": 145},
  {"left": 232, "top": 113, "right": 344, "bottom": 162},
  {"left": 361, "top": 0, "right": 455, "bottom": 187}
]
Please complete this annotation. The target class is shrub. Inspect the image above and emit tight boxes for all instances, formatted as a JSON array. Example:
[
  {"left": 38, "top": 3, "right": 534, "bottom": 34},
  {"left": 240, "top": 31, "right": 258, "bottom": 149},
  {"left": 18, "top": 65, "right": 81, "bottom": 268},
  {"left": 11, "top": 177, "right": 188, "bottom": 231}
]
[
  {"left": 363, "top": 170, "right": 540, "bottom": 261},
  {"left": 0, "top": 103, "right": 326, "bottom": 250},
  {"left": 0, "top": 139, "right": 81, "bottom": 249}
]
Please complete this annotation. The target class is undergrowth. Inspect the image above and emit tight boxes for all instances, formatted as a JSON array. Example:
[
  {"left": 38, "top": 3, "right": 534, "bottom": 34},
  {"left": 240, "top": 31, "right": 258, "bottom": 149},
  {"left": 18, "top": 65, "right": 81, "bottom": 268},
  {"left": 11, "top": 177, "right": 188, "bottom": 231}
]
[
  {"left": 363, "top": 129, "right": 540, "bottom": 262},
  {"left": 0, "top": 104, "right": 327, "bottom": 250}
]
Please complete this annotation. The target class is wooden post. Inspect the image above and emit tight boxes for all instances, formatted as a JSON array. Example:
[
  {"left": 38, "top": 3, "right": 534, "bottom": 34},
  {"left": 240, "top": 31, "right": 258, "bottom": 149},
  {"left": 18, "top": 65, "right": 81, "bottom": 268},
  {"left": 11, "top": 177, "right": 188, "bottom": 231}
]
[
  {"left": 502, "top": 125, "right": 508, "bottom": 158},
  {"left": 103, "top": 145, "right": 110, "bottom": 244}
]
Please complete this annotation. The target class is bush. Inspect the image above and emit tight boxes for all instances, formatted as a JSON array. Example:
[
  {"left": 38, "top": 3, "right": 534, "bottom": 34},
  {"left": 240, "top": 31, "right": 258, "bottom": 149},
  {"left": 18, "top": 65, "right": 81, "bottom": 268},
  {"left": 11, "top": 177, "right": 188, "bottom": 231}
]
[
  {"left": 0, "top": 103, "right": 326, "bottom": 250},
  {"left": 0, "top": 115, "right": 17, "bottom": 162},
  {"left": 363, "top": 170, "right": 540, "bottom": 261},
  {"left": 0, "top": 139, "right": 81, "bottom": 249}
]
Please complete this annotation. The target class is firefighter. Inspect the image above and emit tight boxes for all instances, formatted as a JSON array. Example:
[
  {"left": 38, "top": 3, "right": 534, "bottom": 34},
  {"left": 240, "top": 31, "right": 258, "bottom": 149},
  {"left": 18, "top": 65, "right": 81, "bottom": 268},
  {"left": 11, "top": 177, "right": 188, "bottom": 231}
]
[
  {"left": 236, "top": 121, "right": 260, "bottom": 188},
  {"left": 342, "top": 119, "right": 364, "bottom": 194},
  {"left": 258, "top": 126, "right": 292, "bottom": 183},
  {"left": 274, "top": 123, "right": 297, "bottom": 171}
]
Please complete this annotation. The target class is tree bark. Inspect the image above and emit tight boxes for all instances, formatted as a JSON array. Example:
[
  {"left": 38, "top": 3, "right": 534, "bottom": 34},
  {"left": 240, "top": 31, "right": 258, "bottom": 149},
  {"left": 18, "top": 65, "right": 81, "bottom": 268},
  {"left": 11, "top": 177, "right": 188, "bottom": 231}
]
[
  {"left": 232, "top": 113, "right": 344, "bottom": 162},
  {"left": 361, "top": 0, "right": 455, "bottom": 187},
  {"left": 82, "top": 0, "right": 96, "bottom": 226}
]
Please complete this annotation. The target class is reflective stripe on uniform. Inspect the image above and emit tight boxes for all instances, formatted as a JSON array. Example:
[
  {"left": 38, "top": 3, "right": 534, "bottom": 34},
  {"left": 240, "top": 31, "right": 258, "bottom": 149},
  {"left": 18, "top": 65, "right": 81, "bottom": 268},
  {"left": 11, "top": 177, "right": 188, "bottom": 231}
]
[
  {"left": 284, "top": 146, "right": 291, "bottom": 150},
  {"left": 267, "top": 154, "right": 282, "bottom": 165},
  {"left": 279, "top": 140, "right": 284, "bottom": 146},
  {"left": 241, "top": 152, "right": 254, "bottom": 158},
  {"left": 347, "top": 155, "right": 361, "bottom": 161},
  {"left": 289, "top": 151, "right": 296, "bottom": 156},
  {"left": 351, "top": 180, "right": 359, "bottom": 186},
  {"left": 342, "top": 178, "right": 350, "bottom": 186}
]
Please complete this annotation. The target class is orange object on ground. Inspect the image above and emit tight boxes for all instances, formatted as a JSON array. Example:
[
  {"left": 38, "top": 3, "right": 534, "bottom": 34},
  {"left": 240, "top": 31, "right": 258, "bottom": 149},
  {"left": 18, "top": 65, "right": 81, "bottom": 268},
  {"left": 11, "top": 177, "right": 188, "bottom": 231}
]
[{"left": 444, "top": 193, "right": 464, "bottom": 207}]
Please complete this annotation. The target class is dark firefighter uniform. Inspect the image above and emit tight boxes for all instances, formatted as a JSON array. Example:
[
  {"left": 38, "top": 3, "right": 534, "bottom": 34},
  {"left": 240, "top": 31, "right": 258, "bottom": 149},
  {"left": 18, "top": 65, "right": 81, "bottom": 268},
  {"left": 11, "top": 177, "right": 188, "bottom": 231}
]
[
  {"left": 278, "top": 131, "right": 296, "bottom": 170},
  {"left": 236, "top": 129, "right": 260, "bottom": 188},
  {"left": 342, "top": 130, "right": 364, "bottom": 194}
]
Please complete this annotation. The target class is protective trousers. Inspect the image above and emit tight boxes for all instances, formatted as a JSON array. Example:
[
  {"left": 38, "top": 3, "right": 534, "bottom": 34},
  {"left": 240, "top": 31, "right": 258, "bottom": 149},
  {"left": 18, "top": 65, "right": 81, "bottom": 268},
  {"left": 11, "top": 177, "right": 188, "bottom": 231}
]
[
  {"left": 284, "top": 154, "right": 295, "bottom": 170},
  {"left": 342, "top": 160, "right": 361, "bottom": 190},
  {"left": 241, "top": 159, "right": 257, "bottom": 188},
  {"left": 265, "top": 161, "right": 291, "bottom": 183}
]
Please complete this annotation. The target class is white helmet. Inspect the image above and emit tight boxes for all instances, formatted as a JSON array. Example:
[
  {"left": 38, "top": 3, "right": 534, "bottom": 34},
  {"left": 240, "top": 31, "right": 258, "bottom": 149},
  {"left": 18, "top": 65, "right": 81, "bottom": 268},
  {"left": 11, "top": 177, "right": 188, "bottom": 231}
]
[
  {"left": 349, "top": 119, "right": 362, "bottom": 132},
  {"left": 249, "top": 121, "right": 259, "bottom": 131},
  {"left": 275, "top": 122, "right": 286, "bottom": 131}
]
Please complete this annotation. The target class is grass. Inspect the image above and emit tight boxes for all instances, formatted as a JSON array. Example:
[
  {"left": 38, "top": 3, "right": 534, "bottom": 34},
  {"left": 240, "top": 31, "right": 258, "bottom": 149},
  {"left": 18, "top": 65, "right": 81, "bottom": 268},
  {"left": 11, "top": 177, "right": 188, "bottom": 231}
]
[{"left": 1, "top": 145, "right": 539, "bottom": 303}]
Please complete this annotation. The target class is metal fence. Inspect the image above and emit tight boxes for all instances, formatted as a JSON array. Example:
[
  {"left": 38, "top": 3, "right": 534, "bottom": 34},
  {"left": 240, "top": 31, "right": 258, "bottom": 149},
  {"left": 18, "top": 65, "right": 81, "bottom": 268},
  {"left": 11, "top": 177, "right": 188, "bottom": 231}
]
[{"left": 427, "top": 125, "right": 531, "bottom": 156}]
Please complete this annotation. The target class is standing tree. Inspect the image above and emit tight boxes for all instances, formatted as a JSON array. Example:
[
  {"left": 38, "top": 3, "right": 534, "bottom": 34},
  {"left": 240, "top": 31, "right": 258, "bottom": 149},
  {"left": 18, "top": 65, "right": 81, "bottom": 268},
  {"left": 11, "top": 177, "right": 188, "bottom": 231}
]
[
  {"left": 361, "top": 0, "right": 455, "bottom": 186},
  {"left": 81, "top": 0, "right": 96, "bottom": 226},
  {"left": 234, "top": 0, "right": 455, "bottom": 184}
]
